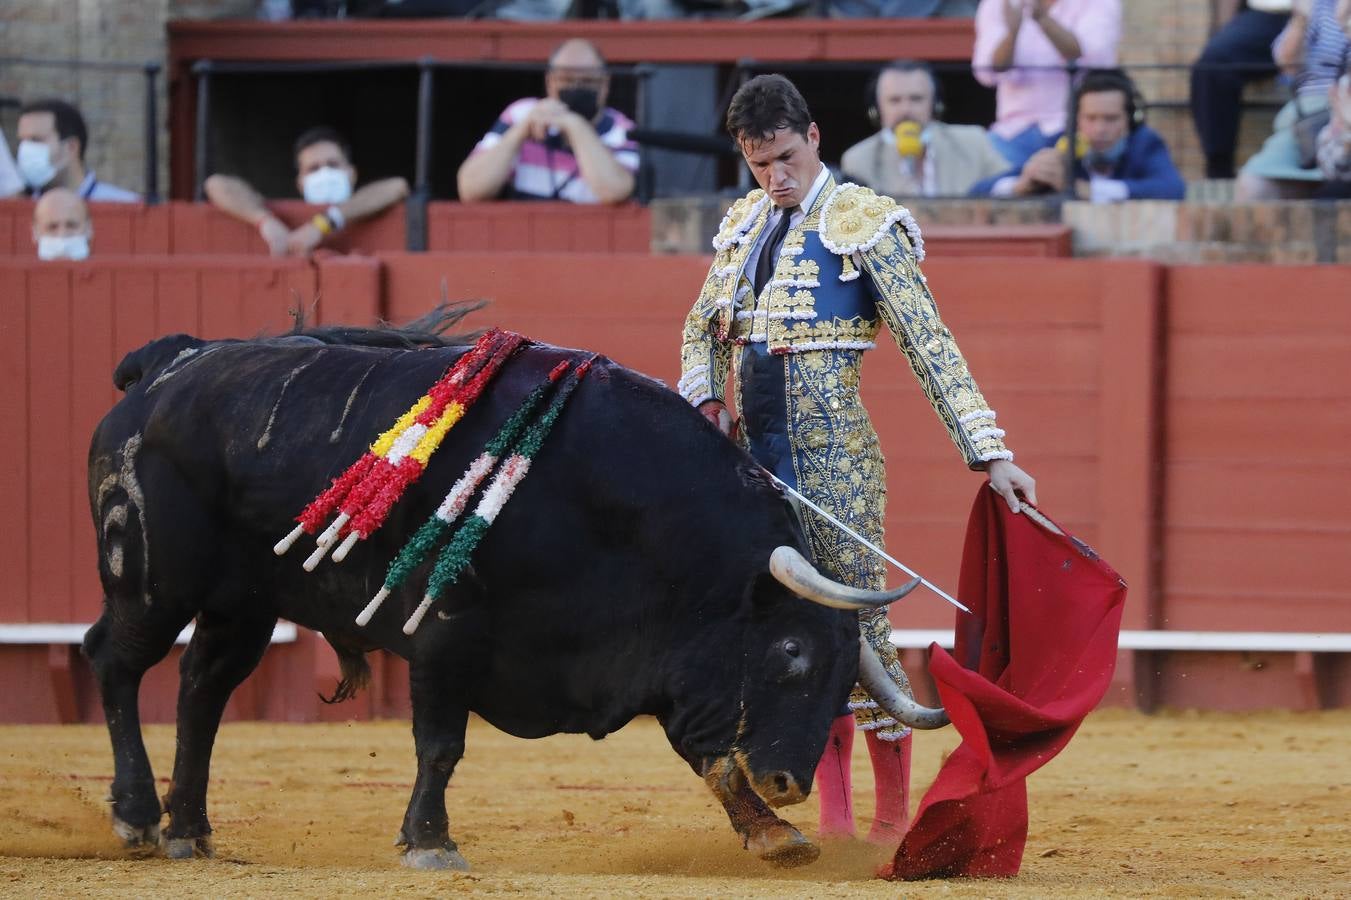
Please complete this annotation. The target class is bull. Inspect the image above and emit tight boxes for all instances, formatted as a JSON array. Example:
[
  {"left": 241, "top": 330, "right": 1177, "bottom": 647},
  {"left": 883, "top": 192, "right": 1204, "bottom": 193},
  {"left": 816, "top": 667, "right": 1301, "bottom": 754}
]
[{"left": 83, "top": 309, "right": 946, "bottom": 870}]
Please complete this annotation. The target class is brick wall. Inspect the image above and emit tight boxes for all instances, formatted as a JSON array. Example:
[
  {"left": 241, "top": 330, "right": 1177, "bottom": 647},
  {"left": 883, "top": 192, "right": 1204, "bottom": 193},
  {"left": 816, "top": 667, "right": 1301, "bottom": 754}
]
[{"left": 1119, "top": 0, "right": 1287, "bottom": 182}]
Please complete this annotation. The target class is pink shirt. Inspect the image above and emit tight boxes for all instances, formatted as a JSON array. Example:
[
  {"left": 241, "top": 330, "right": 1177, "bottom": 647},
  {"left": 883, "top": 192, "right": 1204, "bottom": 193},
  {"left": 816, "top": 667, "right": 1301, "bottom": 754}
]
[{"left": 972, "top": 0, "right": 1122, "bottom": 139}]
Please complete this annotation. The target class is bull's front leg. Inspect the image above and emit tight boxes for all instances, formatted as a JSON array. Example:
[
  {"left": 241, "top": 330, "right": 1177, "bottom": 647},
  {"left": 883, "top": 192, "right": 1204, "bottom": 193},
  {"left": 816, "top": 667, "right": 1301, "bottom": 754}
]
[
  {"left": 704, "top": 758, "right": 819, "bottom": 867},
  {"left": 398, "top": 653, "right": 470, "bottom": 871},
  {"left": 162, "top": 611, "right": 276, "bottom": 859}
]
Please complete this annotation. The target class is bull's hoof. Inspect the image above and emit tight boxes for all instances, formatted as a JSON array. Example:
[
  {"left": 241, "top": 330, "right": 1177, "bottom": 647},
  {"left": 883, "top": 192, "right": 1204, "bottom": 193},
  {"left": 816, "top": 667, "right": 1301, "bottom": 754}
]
[
  {"left": 112, "top": 816, "right": 160, "bottom": 849},
  {"left": 747, "top": 824, "right": 820, "bottom": 868},
  {"left": 162, "top": 835, "right": 213, "bottom": 860},
  {"left": 401, "top": 847, "right": 470, "bottom": 871}
]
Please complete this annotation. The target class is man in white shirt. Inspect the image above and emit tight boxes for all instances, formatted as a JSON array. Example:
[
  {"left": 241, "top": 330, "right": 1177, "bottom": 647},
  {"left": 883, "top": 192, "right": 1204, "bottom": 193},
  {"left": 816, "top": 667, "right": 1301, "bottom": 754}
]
[{"left": 17, "top": 100, "right": 139, "bottom": 202}]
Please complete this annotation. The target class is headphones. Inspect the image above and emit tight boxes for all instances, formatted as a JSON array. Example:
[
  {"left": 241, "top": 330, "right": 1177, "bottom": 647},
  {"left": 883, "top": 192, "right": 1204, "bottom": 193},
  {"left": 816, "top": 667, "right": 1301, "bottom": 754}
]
[
  {"left": 1073, "top": 68, "right": 1147, "bottom": 131},
  {"left": 866, "top": 60, "right": 944, "bottom": 130}
]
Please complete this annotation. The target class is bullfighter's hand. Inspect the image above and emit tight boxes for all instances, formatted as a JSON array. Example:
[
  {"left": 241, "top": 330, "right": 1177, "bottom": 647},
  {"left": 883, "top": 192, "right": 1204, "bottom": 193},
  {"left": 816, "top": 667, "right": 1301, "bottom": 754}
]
[
  {"left": 286, "top": 222, "right": 325, "bottom": 257},
  {"left": 698, "top": 399, "right": 734, "bottom": 436},
  {"left": 258, "top": 216, "right": 290, "bottom": 257},
  {"left": 986, "top": 459, "right": 1037, "bottom": 514}
]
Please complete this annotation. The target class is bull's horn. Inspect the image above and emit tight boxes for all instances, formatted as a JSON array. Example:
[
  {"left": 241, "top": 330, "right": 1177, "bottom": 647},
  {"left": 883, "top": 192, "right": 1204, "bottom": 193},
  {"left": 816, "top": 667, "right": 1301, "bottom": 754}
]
[
  {"left": 769, "top": 546, "right": 920, "bottom": 611},
  {"left": 857, "top": 637, "right": 949, "bottom": 730}
]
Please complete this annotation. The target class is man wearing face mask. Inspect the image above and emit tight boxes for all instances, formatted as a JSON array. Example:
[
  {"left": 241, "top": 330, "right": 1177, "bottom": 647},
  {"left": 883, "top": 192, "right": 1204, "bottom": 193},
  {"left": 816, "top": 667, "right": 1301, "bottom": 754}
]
[
  {"left": 204, "top": 126, "right": 410, "bottom": 258},
  {"left": 973, "top": 68, "right": 1185, "bottom": 201},
  {"left": 16, "top": 99, "right": 139, "bottom": 202},
  {"left": 32, "top": 188, "right": 94, "bottom": 261},
  {"left": 840, "top": 61, "right": 1010, "bottom": 198},
  {"left": 457, "top": 39, "right": 638, "bottom": 204}
]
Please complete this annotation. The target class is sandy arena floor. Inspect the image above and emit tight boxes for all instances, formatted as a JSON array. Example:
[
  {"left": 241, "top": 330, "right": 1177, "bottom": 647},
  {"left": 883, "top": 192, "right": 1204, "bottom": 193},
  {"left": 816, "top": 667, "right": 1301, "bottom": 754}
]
[{"left": 0, "top": 708, "right": 1347, "bottom": 898}]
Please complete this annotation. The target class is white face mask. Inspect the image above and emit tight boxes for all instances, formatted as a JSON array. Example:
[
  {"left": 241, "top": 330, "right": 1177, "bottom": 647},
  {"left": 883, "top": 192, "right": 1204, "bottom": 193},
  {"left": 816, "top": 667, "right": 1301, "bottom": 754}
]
[
  {"left": 36, "top": 233, "right": 91, "bottom": 261},
  {"left": 301, "top": 166, "right": 352, "bottom": 205},
  {"left": 17, "top": 140, "right": 59, "bottom": 190}
]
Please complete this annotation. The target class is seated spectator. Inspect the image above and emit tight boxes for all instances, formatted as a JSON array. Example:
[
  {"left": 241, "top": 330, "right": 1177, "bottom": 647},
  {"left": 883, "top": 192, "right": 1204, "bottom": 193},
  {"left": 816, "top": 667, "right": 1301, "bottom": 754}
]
[
  {"left": 973, "top": 68, "right": 1186, "bottom": 201},
  {"left": 17, "top": 99, "right": 138, "bottom": 202},
  {"left": 1236, "top": 0, "right": 1350, "bottom": 200},
  {"left": 0, "top": 133, "right": 21, "bottom": 198},
  {"left": 456, "top": 39, "right": 638, "bottom": 204},
  {"left": 973, "top": 0, "right": 1122, "bottom": 168},
  {"left": 1314, "top": 2, "right": 1351, "bottom": 196},
  {"left": 1191, "top": 1, "right": 1292, "bottom": 179},
  {"left": 32, "top": 188, "right": 93, "bottom": 261},
  {"left": 204, "top": 126, "right": 409, "bottom": 257},
  {"left": 841, "top": 60, "right": 1009, "bottom": 197}
]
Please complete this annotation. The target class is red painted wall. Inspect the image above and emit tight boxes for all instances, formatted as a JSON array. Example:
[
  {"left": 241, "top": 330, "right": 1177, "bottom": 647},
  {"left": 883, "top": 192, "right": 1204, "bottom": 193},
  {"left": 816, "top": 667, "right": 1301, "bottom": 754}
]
[{"left": 2, "top": 252, "right": 1349, "bottom": 721}]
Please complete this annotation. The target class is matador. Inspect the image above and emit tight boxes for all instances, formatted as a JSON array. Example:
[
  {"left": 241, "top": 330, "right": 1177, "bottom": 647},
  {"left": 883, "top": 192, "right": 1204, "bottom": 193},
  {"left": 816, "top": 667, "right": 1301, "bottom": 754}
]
[{"left": 678, "top": 74, "right": 1038, "bottom": 844}]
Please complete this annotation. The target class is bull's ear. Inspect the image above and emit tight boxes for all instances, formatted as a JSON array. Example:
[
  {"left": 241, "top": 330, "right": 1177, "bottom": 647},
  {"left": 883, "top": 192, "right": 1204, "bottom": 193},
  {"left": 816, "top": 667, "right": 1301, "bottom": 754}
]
[{"left": 113, "top": 334, "right": 206, "bottom": 392}]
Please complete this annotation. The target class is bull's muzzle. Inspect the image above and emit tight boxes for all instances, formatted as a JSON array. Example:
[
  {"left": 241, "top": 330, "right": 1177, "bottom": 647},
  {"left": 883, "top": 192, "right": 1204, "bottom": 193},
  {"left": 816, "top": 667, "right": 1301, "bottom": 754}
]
[{"left": 749, "top": 770, "right": 806, "bottom": 808}]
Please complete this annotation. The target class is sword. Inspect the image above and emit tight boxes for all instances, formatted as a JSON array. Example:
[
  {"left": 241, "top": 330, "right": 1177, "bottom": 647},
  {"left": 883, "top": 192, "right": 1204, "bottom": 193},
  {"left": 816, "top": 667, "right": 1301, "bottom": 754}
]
[{"left": 765, "top": 471, "right": 971, "bottom": 615}]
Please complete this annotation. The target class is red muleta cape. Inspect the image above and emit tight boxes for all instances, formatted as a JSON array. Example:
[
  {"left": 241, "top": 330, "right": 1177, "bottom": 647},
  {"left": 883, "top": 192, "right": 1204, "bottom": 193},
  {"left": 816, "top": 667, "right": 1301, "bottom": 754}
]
[{"left": 883, "top": 485, "right": 1127, "bottom": 879}]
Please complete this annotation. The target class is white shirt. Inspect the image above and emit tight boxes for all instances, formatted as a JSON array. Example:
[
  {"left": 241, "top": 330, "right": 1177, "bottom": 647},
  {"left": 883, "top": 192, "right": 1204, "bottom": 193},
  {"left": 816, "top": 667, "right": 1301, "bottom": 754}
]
[
  {"left": 0, "top": 135, "right": 20, "bottom": 198},
  {"left": 743, "top": 163, "right": 831, "bottom": 286}
]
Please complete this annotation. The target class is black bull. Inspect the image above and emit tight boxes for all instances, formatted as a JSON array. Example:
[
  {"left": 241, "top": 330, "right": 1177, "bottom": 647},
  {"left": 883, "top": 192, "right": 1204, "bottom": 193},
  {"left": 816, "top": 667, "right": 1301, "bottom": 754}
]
[{"left": 83, "top": 325, "right": 899, "bottom": 870}]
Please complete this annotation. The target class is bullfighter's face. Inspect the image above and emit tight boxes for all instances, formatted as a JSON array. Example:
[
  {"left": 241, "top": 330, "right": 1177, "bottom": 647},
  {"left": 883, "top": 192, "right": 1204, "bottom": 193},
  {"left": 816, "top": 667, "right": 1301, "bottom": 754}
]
[{"left": 739, "top": 124, "right": 822, "bottom": 210}]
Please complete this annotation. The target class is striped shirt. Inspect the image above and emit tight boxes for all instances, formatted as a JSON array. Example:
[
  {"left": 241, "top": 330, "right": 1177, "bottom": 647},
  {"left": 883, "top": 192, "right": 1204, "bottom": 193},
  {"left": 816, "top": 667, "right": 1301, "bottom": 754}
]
[
  {"left": 1293, "top": 0, "right": 1350, "bottom": 98},
  {"left": 471, "top": 98, "right": 639, "bottom": 204}
]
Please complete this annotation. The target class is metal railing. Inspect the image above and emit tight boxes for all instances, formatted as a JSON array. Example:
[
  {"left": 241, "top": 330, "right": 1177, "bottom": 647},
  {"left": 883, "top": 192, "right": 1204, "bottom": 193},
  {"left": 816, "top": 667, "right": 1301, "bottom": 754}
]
[
  {"left": 0, "top": 56, "right": 162, "bottom": 203},
  {"left": 191, "top": 57, "right": 656, "bottom": 250}
]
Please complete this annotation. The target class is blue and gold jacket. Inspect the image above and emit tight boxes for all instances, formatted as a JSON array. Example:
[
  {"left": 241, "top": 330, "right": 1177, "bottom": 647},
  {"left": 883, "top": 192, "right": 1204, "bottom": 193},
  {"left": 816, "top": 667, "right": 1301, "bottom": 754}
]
[{"left": 679, "top": 177, "right": 1012, "bottom": 470}]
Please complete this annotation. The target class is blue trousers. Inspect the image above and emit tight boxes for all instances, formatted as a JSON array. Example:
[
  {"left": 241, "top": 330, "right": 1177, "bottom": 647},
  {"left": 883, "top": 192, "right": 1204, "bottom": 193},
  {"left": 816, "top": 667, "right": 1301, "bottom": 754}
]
[{"left": 1190, "top": 7, "right": 1289, "bottom": 178}]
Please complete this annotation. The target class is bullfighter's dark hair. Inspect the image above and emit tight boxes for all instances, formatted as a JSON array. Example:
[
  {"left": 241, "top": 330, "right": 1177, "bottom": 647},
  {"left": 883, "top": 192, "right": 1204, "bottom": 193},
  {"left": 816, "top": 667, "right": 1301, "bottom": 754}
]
[
  {"left": 725, "top": 74, "right": 813, "bottom": 146},
  {"left": 19, "top": 99, "right": 89, "bottom": 160},
  {"left": 292, "top": 126, "right": 353, "bottom": 168}
]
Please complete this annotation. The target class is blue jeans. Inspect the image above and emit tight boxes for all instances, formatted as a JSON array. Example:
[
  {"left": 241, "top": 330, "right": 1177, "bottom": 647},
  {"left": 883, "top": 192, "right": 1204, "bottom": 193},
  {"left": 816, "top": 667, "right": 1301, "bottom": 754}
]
[{"left": 989, "top": 124, "right": 1052, "bottom": 169}]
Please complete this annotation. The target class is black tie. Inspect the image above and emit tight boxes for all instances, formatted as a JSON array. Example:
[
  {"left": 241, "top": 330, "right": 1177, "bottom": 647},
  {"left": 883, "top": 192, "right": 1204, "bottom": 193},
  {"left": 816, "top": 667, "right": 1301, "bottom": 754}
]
[{"left": 753, "top": 206, "right": 798, "bottom": 296}]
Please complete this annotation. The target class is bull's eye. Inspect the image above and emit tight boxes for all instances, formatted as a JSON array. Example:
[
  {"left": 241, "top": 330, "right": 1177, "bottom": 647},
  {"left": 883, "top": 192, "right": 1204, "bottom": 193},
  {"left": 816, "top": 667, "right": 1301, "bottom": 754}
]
[{"left": 783, "top": 640, "right": 801, "bottom": 658}]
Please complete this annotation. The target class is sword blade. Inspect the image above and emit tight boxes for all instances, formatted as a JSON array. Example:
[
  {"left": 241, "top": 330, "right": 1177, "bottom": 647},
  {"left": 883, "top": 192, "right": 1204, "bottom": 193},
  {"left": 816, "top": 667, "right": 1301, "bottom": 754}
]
[{"left": 767, "top": 472, "right": 971, "bottom": 615}]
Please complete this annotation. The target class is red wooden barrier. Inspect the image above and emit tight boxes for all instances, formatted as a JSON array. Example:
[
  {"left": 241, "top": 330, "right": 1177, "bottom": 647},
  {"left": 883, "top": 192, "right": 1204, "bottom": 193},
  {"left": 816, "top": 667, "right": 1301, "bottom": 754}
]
[
  {"left": 428, "top": 202, "right": 651, "bottom": 253},
  {"left": 0, "top": 255, "right": 382, "bottom": 724},
  {"left": 0, "top": 200, "right": 172, "bottom": 256},
  {"left": 4, "top": 252, "right": 1350, "bottom": 721},
  {"left": 379, "top": 252, "right": 1133, "bottom": 624},
  {"left": 0, "top": 199, "right": 405, "bottom": 257}
]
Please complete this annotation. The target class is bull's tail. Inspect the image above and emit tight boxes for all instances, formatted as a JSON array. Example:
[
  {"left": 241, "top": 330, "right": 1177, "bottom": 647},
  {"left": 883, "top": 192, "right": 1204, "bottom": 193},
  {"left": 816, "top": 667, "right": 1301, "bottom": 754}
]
[{"left": 319, "top": 637, "right": 372, "bottom": 705}]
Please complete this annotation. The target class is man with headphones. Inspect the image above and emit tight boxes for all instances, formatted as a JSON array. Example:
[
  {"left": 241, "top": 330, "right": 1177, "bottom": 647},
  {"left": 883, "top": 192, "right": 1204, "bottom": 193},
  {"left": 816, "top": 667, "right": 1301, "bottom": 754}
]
[
  {"left": 973, "top": 68, "right": 1185, "bottom": 201},
  {"left": 841, "top": 61, "right": 1010, "bottom": 197}
]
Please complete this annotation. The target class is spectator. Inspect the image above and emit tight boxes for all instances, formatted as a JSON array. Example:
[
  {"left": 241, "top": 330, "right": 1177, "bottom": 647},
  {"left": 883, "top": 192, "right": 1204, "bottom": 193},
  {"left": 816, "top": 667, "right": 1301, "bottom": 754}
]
[
  {"left": 457, "top": 39, "right": 638, "bottom": 204},
  {"left": 1314, "top": 0, "right": 1351, "bottom": 196},
  {"left": 1191, "top": 1, "right": 1292, "bottom": 179},
  {"left": 16, "top": 99, "right": 138, "bottom": 202},
  {"left": 972, "top": 0, "right": 1122, "bottom": 167},
  {"left": 204, "top": 126, "right": 410, "bottom": 258},
  {"left": 840, "top": 60, "right": 1010, "bottom": 197},
  {"left": 0, "top": 133, "right": 21, "bottom": 198},
  {"left": 974, "top": 68, "right": 1185, "bottom": 201},
  {"left": 32, "top": 188, "right": 93, "bottom": 261},
  {"left": 1236, "top": 0, "right": 1350, "bottom": 199}
]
